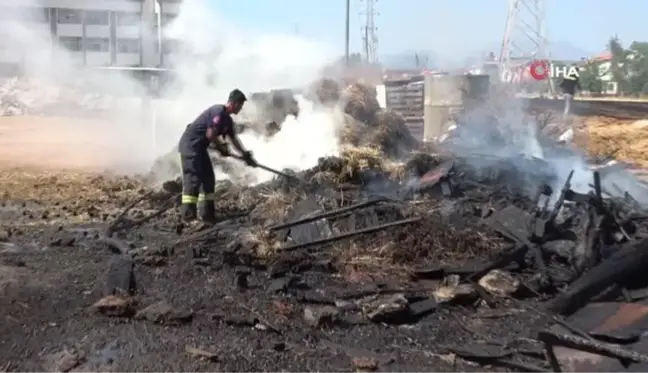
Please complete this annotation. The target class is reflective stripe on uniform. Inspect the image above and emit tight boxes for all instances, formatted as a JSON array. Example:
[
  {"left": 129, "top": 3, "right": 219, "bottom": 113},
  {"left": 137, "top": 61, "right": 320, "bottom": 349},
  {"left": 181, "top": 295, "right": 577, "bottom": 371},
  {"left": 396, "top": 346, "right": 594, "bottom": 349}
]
[
  {"left": 564, "top": 76, "right": 577, "bottom": 80},
  {"left": 182, "top": 195, "right": 198, "bottom": 204},
  {"left": 198, "top": 193, "right": 215, "bottom": 201}
]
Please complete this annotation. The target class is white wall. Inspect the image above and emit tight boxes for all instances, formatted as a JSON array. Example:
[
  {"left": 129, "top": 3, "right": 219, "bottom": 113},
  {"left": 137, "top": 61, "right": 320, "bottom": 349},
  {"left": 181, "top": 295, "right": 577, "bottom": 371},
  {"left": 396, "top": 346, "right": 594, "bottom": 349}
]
[
  {"left": 57, "top": 24, "right": 82, "bottom": 36},
  {"left": 375, "top": 84, "right": 386, "bottom": 108},
  {"left": 116, "top": 25, "right": 140, "bottom": 38},
  {"left": 116, "top": 53, "right": 140, "bottom": 66},
  {"left": 86, "top": 51, "right": 111, "bottom": 65},
  {"left": 85, "top": 25, "right": 110, "bottom": 38}
]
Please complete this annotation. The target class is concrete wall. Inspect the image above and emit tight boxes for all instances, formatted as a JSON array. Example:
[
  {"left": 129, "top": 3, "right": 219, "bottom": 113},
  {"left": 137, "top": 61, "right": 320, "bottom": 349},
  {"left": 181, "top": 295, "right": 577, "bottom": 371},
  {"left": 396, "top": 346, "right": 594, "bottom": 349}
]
[{"left": 0, "top": 0, "right": 181, "bottom": 68}]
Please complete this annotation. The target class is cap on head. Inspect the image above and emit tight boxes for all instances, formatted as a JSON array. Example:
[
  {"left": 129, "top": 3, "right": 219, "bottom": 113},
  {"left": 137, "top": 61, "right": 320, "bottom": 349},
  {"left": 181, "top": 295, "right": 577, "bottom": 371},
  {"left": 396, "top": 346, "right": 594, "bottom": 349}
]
[{"left": 228, "top": 89, "right": 247, "bottom": 104}]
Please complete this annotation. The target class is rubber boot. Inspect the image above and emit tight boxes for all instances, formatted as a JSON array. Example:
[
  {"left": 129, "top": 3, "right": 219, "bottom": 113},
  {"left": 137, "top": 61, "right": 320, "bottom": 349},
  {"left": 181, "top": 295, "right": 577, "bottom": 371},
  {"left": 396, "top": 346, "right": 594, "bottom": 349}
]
[
  {"left": 181, "top": 203, "right": 197, "bottom": 222},
  {"left": 200, "top": 202, "right": 217, "bottom": 223}
]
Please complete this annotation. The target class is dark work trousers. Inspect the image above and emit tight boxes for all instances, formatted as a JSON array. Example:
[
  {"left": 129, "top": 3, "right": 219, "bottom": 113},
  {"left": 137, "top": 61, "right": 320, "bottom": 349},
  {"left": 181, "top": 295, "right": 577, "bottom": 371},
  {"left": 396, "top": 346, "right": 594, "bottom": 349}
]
[{"left": 179, "top": 151, "right": 216, "bottom": 205}]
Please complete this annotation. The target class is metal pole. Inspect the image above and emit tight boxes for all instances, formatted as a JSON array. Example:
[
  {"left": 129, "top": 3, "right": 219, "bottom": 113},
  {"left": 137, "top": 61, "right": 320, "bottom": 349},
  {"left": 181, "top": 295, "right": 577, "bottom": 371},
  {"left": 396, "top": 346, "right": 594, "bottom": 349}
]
[{"left": 344, "top": 0, "right": 350, "bottom": 65}]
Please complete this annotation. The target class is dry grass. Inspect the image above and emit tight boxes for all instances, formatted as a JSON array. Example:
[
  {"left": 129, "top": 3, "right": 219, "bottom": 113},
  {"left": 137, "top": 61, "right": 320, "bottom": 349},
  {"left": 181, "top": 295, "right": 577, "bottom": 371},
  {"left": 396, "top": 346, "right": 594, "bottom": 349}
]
[
  {"left": 578, "top": 117, "right": 648, "bottom": 167},
  {"left": 338, "top": 113, "right": 366, "bottom": 146},
  {"left": 342, "top": 83, "right": 381, "bottom": 124},
  {"left": 0, "top": 166, "right": 142, "bottom": 204},
  {"left": 244, "top": 228, "right": 282, "bottom": 258},
  {"left": 252, "top": 190, "right": 304, "bottom": 222},
  {"left": 332, "top": 241, "right": 410, "bottom": 283},
  {"left": 339, "top": 146, "right": 384, "bottom": 175}
]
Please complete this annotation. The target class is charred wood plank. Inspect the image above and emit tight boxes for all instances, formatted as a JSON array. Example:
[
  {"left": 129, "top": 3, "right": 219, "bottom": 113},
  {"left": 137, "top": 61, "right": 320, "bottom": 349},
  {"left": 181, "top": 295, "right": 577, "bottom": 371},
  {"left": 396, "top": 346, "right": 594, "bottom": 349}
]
[
  {"left": 549, "top": 237, "right": 648, "bottom": 315},
  {"left": 281, "top": 217, "right": 421, "bottom": 251},
  {"left": 105, "top": 190, "right": 155, "bottom": 237},
  {"left": 538, "top": 329, "right": 648, "bottom": 364},
  {"left": 103, "top": 255, "right": 136, "bottom": 296},
  {"left": 268, "top": 198, "right": 386, "bottom": 231}
]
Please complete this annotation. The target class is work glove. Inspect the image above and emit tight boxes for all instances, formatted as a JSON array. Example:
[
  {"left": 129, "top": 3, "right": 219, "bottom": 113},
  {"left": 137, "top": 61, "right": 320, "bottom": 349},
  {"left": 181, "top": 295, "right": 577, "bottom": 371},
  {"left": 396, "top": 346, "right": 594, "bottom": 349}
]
[
  {"left": 242, "top": 150, "right": 258, "bottom": 167},
  {"left": 213, "top": 142, "right": 230, "bottom": 157}
]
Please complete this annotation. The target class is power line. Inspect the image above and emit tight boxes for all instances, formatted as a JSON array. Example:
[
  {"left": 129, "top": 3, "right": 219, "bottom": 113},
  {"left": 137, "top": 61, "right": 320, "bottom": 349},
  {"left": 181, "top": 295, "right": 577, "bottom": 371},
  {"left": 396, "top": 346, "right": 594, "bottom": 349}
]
[
  {"left": 499, "top": 0, "right": 552, "bottom": 93},
  {"left": 359, "top": 0, "right": 378, "bottom": 64},
  {"left": 345, "top": 0, "right": 350, "bottom": 65}
]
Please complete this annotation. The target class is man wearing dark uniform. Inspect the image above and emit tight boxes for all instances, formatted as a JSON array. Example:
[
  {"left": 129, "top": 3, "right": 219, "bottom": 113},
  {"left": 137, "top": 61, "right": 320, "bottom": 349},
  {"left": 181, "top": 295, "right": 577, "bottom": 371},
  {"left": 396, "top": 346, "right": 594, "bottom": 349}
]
[
  {"left": 559, "top": 67, "right": 581, "bottom": 121},
  {"left": 178, "top": 89, "right": 257, "bottom": 222}
]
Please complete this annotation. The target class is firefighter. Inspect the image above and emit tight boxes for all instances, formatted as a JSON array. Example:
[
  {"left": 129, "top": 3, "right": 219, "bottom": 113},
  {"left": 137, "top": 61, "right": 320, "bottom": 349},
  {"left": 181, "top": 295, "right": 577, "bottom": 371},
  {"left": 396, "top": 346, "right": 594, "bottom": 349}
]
[
  {"left": 178, "top": 88, "right": 257, "bottom": 222},
  {"left": 559, "top": 66, "right": 581, "bottom": 121}
]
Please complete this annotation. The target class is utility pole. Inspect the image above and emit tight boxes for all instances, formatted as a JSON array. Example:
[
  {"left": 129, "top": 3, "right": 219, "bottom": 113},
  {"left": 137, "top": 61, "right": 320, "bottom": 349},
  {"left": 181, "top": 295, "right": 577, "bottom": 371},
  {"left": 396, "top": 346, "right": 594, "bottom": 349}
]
[
  {"left": 359, "top": 0, "right": 378, "bottom": 64},
  {"left": 499, "top": 0, "right": 551, "bottom": 94},
  {"left": 344, "top": 0, "right": 350, "bottom": 65}
]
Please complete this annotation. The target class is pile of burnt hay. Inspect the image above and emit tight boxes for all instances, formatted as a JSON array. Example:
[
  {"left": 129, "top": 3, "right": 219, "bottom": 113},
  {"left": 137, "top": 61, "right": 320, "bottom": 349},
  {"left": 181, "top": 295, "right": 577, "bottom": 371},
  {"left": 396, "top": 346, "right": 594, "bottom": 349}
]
[
  {"left": 339, "top": 87, "right": 419, "bottom": 158},
  {"left": 383, "top": 214, "right": 505, "bottom": 264},
  {"left": 306, "top": 78, "right": 342, "bottom": 106},
  {"left": 304, "top": 146, "right": 391, "bottom": 185},
  {"left": 302, "top": 146, "right": 443, "bottom": 187},
  {"left": 338, "top": 113, "right": 366, "bottom": 146},
  {"left": 369, "top": 110, "right": 420, "bottom": 158},
  {"left": 342, "top": 83, "right": 381, "bottom": 124},
  {"left": 340, "top": 206, "right": 505, "bottom": 270}
]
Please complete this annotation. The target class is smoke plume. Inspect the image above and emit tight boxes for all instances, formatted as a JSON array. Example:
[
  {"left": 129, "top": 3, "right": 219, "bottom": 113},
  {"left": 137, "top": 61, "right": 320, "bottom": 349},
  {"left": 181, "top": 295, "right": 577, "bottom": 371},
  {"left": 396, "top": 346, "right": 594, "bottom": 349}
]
[{"left": 0, "top": 0, "right": 345, "bottom": 180}]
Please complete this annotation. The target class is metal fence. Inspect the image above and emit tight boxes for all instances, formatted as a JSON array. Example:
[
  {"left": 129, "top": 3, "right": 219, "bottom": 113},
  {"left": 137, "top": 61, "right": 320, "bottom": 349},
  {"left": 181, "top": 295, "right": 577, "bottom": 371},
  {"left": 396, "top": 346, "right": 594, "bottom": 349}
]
[
  {"left": 383, "top": 77, "right": 425, "bottom": 141},
  {"left": 383, "top": 74, "right": 491, "bottom": 142}
]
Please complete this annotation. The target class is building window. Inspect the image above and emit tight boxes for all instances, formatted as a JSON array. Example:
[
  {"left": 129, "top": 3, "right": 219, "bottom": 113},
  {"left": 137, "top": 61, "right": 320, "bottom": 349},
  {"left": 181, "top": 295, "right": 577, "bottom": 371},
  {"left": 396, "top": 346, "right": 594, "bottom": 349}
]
[
  {"left": 115, "top": 12, "right": 140, "bottom": 26},
  {"left": 85, "top": 10, "right": 109, "bottom": 26},
  {"left": 117, "top": 38, "right": 140, "bottom": 54},
  {"left": 85, "top": 37, "right": 110, "bottom": 52},
  {"left": 59, "top": 36, "right": 82, "bottom": 51},
  {"left": 57, "top": 8, "right": 82, "bottom": 24}
]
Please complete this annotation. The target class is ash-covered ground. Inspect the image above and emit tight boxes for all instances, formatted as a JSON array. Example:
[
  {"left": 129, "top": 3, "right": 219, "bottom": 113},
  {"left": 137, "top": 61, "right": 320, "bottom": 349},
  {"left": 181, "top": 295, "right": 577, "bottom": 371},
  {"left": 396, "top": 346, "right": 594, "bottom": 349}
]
[{"left": 3, "top": 83, "right": 648, "bottom": 372}]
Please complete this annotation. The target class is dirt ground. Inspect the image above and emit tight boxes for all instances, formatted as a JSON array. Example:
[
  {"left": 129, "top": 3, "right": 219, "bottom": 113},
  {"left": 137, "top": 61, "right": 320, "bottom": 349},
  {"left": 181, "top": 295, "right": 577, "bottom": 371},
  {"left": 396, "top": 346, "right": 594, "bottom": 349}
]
[
  {"left": 0, "top": 118, "right": 536, "bottom": 372},
  {"left": 1, "top": 114, "right": 647, "bottom": 372},
  {"left": 0, "top": 116, "right": 155, "bottom": 176}
]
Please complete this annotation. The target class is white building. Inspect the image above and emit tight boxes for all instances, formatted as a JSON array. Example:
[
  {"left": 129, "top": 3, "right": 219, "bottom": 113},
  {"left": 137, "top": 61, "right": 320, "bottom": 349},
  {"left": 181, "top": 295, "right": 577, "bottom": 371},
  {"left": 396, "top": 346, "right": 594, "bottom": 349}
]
[{"left": 0, "top": 0, "right": 182, "bottom": 69}]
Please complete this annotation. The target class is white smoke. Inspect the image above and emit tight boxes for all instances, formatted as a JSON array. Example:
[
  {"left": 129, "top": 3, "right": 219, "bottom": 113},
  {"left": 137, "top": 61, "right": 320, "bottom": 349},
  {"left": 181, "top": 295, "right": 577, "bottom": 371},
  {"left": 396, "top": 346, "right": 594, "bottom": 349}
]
[
  {"left": 238, "top": 96, "right": 343, "bottom": 183},
  {"left": 150, "top": 0, "right": 344, "bottom": 183},
  {"left": 0, "top": 0, "right": 345, "bottom": 180}
]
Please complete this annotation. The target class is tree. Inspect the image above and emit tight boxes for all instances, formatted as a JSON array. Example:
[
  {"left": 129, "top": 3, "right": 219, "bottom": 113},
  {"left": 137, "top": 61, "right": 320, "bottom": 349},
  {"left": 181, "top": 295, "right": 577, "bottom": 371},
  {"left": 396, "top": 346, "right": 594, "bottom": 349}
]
[
  {"left": 627, "top": 42, "right": 648, "bottom": 95},
  {"left": 608, "top": 37, "right": 631, "bottom": 95},
  {"left": 606, "top": 37, "right": 648, "bottom": 96},
  {"left": 579, "top": 62, "right": 603, "bottom": 94}
]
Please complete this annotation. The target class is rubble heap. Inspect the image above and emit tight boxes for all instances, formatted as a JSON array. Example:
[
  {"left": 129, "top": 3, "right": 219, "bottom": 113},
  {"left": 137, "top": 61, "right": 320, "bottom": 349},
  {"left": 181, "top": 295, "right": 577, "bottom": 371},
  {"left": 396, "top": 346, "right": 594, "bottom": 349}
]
[
  {"left": 10, "top": 75, "right": 648, "bottom": 371},
  {"left": 28, "top": 114, "right": 648, "bottom": 370}
]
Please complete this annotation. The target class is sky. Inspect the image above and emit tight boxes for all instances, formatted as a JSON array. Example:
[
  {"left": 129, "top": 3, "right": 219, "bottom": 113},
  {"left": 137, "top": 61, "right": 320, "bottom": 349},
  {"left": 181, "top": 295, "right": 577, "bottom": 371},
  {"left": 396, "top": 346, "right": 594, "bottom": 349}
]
[{"left": 208, "top": 0, "right": 648, "bottom": 60}]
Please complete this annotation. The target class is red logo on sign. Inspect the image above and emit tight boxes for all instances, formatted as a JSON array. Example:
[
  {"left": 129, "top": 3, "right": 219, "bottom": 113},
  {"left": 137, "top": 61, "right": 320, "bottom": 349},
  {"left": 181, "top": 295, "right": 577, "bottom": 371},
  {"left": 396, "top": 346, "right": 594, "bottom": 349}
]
[{"left": 529, "top": 60, "right": 549, "bottom": 80}]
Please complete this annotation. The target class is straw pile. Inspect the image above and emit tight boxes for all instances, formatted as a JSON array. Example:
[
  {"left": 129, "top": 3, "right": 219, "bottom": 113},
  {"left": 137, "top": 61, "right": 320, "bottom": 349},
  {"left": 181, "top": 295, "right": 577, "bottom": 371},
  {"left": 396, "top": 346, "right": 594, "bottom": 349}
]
[
  {"left": 338, "top": 82, "right": 419, "bottom": 158},
  {"left": 305, "top": 78, "right": 341, "bottom": 106},
  {"left": 342, "top": 83, "right": 381, "bottom": 124},
  {"left": 305, "top": 146, "right": 387, "bottom": 185},
  {"left": 579, "top": 117, "right": 648, "bottom": 167}
]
